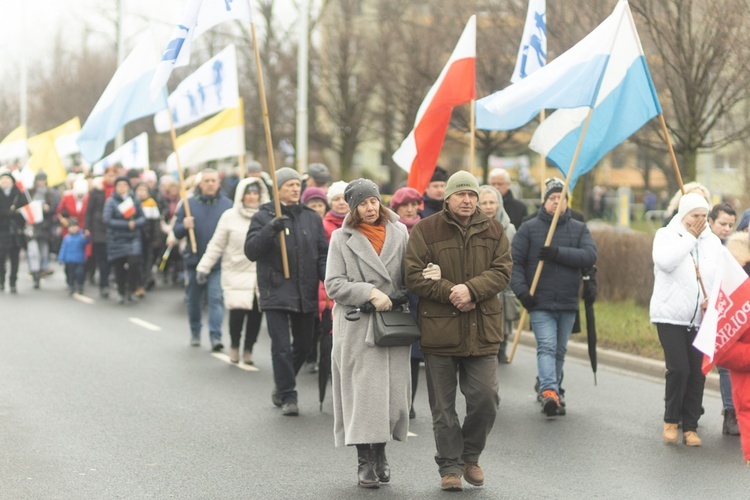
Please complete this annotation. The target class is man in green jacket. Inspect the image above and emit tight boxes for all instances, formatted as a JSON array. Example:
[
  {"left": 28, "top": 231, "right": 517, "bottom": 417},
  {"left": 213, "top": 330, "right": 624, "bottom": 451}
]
[{"left": 404, "top": 170, "right": 512, "bottom": 492}]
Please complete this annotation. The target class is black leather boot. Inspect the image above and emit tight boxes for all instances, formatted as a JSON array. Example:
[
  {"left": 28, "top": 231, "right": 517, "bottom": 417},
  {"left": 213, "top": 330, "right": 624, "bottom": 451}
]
[
  {"left": 723, "top": 409, "right": 740, "bottom": 435},
  {"left": 372, "top": 443, "right": 390, "bottom": 483},
  {"left": 32, "top": 272, "right": 40, "bottom": 289},
  {"left": 356, "top": 445, "right": 379, "bottom": 488}
]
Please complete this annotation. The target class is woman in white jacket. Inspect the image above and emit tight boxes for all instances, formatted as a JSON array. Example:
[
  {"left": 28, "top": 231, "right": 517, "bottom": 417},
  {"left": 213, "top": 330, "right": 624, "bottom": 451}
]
[
  {"left": 197, "top": 177, "right": 269, "bottom": 364},
  {"left": 650, "top": 193, "right": 723, "bottom": 447}
]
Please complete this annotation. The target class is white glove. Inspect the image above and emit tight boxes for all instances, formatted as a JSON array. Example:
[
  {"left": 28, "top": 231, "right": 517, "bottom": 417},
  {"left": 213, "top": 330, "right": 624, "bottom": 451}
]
[
  {"left": 422, "top": 263, "right": 441, "bottom": 281},
  {"left": 368, "top": 288, "right": 392, "bottom": 312}
]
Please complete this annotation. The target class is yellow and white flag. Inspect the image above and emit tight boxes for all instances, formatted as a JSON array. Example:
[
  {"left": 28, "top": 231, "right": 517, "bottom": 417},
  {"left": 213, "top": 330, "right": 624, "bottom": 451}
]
[
  {"left": 27, "top": 117, "right": 81, "bottom": 186},
  {"left": 0, "top": 125, "right": 28, "bottom": 163},
  {"left": 166, "top": 99, "right": 244, "bottom": 172}
]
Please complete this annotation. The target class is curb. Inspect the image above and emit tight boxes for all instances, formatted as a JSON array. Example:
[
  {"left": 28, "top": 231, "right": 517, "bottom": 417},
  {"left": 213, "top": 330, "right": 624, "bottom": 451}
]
[{"left": 516, "top": 330, "right": 720, "bottom": 393}]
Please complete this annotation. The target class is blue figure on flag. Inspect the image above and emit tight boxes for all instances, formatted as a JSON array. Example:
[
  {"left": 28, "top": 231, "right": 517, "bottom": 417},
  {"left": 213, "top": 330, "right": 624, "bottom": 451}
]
[
  {"left": 519, "top": 10, "right": 546, "bottom": 79},
  {"left": 197, "top": 82, "right": 206, "bottom": 108},
  {"left": 213, "top": 59, "right": 224, "bottom": 104},
  {"left": 225, "top": 0, "right": 234, "bottom": 11},
  {"left": 131, "top": 139, "right": 138, "bottom": 164},
  {"left": 187, "top": 90, "right": 198, "bottom": 116}
]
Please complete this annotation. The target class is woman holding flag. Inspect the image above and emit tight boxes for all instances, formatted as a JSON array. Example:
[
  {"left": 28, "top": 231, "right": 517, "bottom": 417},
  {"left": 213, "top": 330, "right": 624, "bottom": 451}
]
[
  {"left": 650, "top": 193, "right": 723, "bottom": 446},
  {"left": 103, "top": 176, "right": 145, "bottom": 304}
]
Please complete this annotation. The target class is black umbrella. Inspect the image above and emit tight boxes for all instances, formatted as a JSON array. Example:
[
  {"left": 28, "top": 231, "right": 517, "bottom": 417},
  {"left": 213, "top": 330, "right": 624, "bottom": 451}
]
[
  {"left": 582, "top": 266, "right": 598, "bottom": 385},
  {"left": 318, "top": 301, "right": 333, "bottom": 411}
]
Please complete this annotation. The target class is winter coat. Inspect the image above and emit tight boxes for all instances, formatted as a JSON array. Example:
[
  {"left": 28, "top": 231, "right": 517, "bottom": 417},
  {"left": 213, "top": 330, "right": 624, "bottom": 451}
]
[
  {"left": 245, "top": 201, "right": 328, "bottom": 314},
  {"left": 56, "top": 192, "right": 88, "bottom": 237},
  {"left": 197, "top": 178, "right": 269, "bottom": 310},
  {"left": 58, "top": 232, "right": 90, "bottom": 264},
  {"left": 404, "top": 207, "right": 512, "bottom": 356},
  {"left": 85, "top": 188, "right": 108, "bottom": 244},
  {"left": 103, "top": 192, "right": 146, "bottom": 261},
  {"left": 511, "top": 207, "right": 597, "bottom": 312},
  {"left": 649, "top": 215, "right": 723, "bottom": 327},
  {"left": 173, "top": 192, "right": 232, "bottom": 269},
  {"left": 0, "top": 185, "right": 28, "bottom": 249},
  {"left": 139, "top": 196, "right": 162, "bottom": 250},
  {"left": 419, "top": 194, "right": 443, "bottom": 218},
  {"left": 28, "top": 187, "right": 57, "bottom": 241},
  {"left": 324, "top": 210, "right": 411, "bottom": 446},
  {"left": 503, "top": 189, "right": 528, "bottom": 230}
]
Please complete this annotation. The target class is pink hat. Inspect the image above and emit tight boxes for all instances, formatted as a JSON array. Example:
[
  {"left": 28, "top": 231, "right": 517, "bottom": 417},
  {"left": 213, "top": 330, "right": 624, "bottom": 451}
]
[
  {"left": 301, "top": 187, "right": 328, "bottom": 206},
  {"left": 390, "top": 187, "right": 422, "bottom": 210}
]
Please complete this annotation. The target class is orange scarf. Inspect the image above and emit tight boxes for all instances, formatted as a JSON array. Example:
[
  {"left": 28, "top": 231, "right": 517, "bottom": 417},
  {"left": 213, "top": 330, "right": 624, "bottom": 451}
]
[{"left": 358, "top": 223, "right": 386, "bottom": 255}]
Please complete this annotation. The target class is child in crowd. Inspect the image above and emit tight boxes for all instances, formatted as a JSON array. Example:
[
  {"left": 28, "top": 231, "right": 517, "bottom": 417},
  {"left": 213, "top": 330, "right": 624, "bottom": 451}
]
[{"left": 57, "top": 218, "right": 90, "bottom": 295}]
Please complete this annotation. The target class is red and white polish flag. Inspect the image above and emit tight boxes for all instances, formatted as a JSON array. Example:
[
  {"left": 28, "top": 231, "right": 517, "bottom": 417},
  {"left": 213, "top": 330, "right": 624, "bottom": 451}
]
[
  {"left": 118, "top": 196, "right": 136, "bottom": 219},
  {"left": 19, "top": 200, "right": 43, "bottom": 225},
  {"left": 392, "top": 15, "right": 476, "bottom": 195},
  {"left": 693, "top": 249, "right": 750, "bottom": 374}
]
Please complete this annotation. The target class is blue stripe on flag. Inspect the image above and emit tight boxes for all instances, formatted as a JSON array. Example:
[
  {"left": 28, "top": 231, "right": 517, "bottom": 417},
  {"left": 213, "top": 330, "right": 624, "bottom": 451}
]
[
  {"left": 548, "top": 56, "right": 661, "bottom": 188},
  {"left": 476, "top": 54, "right": 610, "bottom": 131}
]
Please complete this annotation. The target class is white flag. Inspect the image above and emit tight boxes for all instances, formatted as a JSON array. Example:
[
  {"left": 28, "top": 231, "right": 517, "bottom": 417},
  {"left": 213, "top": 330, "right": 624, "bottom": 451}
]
[
  {"left": 151, "top": 0, "right": 252, "bottom": 98},
  {"left": 92, "top": 133, "right": 150, "bottom": 175},
  {"left": 154, "top": 44, "right": 239, "bottom": 133},
  {"left": 510, "top": 0, "right": 547, "bottom": 83}
]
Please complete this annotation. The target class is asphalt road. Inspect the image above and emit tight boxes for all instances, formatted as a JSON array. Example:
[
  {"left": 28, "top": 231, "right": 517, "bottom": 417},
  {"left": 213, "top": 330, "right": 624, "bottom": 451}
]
[{"left": 1, "top": 269, "right": 748, "bottom": 499}]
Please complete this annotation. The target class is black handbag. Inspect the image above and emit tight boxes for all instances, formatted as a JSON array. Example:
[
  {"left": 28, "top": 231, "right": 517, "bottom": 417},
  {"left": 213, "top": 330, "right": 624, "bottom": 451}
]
[{"left": 373, "top": 307, "right": 421, "bottom": 347}]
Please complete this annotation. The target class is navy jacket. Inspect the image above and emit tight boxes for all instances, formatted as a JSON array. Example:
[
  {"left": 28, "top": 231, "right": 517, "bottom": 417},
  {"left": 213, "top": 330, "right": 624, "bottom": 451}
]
[
  {"left": 103, "top": 193, "right": 145, "bottom": 261},
  {"left": 245, "top": 202, "right": 328, "bottom": 313},
  {"left": 511, "top": 206, "right": 597, "bottom": 311},
  {"left": 173, "top": 193, "right": 232, "bottom": 270}
]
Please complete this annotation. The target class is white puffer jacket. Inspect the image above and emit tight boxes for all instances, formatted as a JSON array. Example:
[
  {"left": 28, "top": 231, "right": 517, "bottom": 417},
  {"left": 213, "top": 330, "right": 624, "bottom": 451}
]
[
  {"left": 196, "top": 177, "right": 269, "bottom": 310},
  {"left": 650, "top": 215, "right": 724, "bottom": 327}
]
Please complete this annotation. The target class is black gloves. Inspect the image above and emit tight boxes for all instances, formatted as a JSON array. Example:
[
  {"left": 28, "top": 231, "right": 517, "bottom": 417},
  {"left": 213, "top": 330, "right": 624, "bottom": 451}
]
[
  {"left": 270, "top": 215, "right": 289, "bottom": 232},
  {"left": 518, "top": 292, "right": 537, "bottom": 310},
  {"left": 538, "top": 246, "right": 559, "bottom": 261},
  {"left": 582, "top": 266, "right": 598, "bottom": 303}
]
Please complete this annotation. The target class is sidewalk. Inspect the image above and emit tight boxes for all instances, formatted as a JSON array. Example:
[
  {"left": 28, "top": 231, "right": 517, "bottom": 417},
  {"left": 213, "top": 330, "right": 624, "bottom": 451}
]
[{"left": 515, "top": 330, "right": 720, "bottom": 392}]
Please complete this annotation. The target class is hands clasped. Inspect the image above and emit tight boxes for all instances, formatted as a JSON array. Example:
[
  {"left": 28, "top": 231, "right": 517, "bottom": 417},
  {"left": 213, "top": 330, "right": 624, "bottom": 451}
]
[{"left": 449, "top": 284, "right": 475, "bottom": 312}]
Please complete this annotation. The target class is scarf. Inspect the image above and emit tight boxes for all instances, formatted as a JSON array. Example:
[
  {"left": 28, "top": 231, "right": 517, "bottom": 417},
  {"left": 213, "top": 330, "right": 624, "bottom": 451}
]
[
  {"left": 399, "top": 215, "right": 421, "bottom": 234},
  {"left": 357, "top": 222, "right": 386, "bottom": 255}
]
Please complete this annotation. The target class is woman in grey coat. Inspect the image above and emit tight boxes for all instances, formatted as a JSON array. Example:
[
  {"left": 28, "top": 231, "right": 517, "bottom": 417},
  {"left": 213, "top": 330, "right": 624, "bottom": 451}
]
[{"left": 324, "top": 179, "right": 411, "bottom": 489}]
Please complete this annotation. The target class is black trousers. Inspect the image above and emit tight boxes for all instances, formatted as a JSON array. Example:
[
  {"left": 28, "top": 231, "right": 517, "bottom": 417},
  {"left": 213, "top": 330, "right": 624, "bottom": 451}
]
[
  {"left": 0, "top": 245, "right": 21, "bottom": 286},
  {"left": 111, "top": 255, "right": 142, "bottom": 296},
  {"left": 656, "top": 323, "right": 706, "bottom": 431},
  {"left": 93, "top": 242, "right": 111, "bottom": 289},
  {"left": 228, "top": 296, "right": 262, "bottom": 351},
  {"left": 265, "top": 309, "right": 315, "bottom": 404}
]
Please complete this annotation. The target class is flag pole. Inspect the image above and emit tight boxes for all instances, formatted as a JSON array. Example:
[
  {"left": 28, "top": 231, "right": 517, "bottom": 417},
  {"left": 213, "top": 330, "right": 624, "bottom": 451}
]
[
  {"left": 538, "top": 109, "right": 546, "bottom": 202},
  {"left": 507, "top": 106, "right": 596, "bottom": 363},
  {"left": 658, "top": 114, "right": 685, "bottom": 195},
  {"left": 250, "top": 19, "right": 290, "bottom": 279},
  {"left": 238, "top": 102, "right": 246, "bottom": 179},
  {"left": 167, "top": 111, "right": 198, "bottom": 254},
  {"left": 469, "top": 99, "right": 476, "bottom": 172}
]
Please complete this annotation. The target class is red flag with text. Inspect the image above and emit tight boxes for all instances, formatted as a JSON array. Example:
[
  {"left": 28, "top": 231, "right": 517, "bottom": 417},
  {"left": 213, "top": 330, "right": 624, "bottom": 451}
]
[
  {"left": 693, "top": 249, "right": 750, "bottom": 374},
  {"left": 392, "top": 16, "right": 476, "bottom": 195}
]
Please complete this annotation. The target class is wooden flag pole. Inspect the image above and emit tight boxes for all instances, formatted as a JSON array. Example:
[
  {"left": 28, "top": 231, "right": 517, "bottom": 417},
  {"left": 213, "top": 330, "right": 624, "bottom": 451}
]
[
  {"left": 167, "top": 111, "right": 197, "bottom": 254},
  {"left": 539, "top": 109, "right": 546, "bottom": 202},
  {"left": 658, "top": 114, "right": 685, "bottom": 194},
  {"left": 469, "top": 99, "right": 476, "bottom": 171},
  {"left": 250, "top": 20, "right": 290, "bottom": 279},
  {"left": 238, "top": 101, "right": 246, "bottom": 180},
  {"left": 507, "top": 107, "right": 596, "bottom": 363}
]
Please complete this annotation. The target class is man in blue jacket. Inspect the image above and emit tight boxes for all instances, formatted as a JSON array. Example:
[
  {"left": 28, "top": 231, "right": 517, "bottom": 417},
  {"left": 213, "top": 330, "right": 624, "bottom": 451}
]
[
  {"left": 511, "top": 178, "right": 597, "bottom": 417},
  {"left": 245, "top": 168, "right": 328, "bottom": 417},
  {"left": 174, "top": 169, "right": 232, "bottom": 350}
]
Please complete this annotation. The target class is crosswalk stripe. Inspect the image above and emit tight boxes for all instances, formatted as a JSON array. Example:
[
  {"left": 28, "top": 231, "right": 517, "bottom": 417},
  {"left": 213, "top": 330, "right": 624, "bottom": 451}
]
[
  {"left": 211, "top": 352, "right": 260, "bottom": 372},
  {"left": 128, "top": 317, "right": 162, "bottom": 331}
]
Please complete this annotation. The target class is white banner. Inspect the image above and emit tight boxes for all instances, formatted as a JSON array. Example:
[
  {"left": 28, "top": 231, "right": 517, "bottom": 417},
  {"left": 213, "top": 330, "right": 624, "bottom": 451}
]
[
  {"left": 92, "top": 132, "right": 149, "bottom": 175},
  {"left": 154, "top": 44, "right": 239, "bottom": 133}
]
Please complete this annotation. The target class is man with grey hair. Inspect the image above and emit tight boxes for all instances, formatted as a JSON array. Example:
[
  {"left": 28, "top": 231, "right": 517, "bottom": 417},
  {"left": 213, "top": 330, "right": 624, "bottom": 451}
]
[
  {"left": 174, "top": 168, "right": 233, "bottom": 350},
  {"left": 488, "top": 168, "right": 527, "bottom": 229},
  {"left": 304, "top": 163, "right": 332, "bottom": 191}
]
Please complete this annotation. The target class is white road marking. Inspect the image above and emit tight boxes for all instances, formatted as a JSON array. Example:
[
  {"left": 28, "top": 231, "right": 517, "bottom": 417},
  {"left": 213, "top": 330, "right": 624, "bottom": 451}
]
[
  {"left": 407, "top": 431, "right": 418, "bottom": 437},
  {"left": 128, "top": 317, "right": 162, "bottom": 331},
  {"left": 72, "top": 293, "right": 95, "bottom": 304},
  {"left": 211, "top": 352, "right": 260, "bottom": 372}
]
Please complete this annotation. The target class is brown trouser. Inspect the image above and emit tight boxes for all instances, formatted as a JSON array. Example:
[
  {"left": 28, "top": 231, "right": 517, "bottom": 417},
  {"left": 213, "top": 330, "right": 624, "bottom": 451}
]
[{"left": 424, "top": 354, "right": 499, "bottom": 476}]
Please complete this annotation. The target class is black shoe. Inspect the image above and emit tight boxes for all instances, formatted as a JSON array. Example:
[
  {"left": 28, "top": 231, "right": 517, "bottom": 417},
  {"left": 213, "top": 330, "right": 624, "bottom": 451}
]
[
  {"left": 271, "top": 387, "right": 282, "bottom": 407},
  {"left": 541, "top": 390, "right": 560, "bottom": 417},
  {"left": 32, "top": 272, "right": 40, "bottom": 289},
  {"left": 372, "top": 443, "right": 390, "bottom": 483},
  {"left": 281, "top": 402, "right": 299, "bottom": 416},
  {"left": 357, "top": 446, "right": 380, "bottom": 488},
  {"left": 211, "top": 342, "right": 224, "bottom": 352},
  {"left": 723, "top": 409, "right": 740, "bottom": 435},
  {"left": 409, "top": 406, "right": 416, "bottom": 419}
]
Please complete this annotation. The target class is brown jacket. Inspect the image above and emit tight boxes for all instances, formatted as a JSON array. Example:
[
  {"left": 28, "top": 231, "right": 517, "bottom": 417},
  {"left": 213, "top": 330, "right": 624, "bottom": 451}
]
[{"left": 404, "top": 208, "right": 512, "bottom": 356}]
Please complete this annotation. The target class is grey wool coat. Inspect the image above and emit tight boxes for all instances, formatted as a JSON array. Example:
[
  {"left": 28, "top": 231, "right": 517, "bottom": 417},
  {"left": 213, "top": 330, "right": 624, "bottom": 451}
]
[{"left": 324, "top": 210, "right": 412, "bottom": 447}]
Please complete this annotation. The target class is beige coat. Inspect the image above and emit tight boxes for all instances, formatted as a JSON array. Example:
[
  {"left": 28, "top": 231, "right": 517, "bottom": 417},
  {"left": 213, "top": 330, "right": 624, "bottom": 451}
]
[{"left": 197, "top": 178, "right": 269, "bottom": 310}]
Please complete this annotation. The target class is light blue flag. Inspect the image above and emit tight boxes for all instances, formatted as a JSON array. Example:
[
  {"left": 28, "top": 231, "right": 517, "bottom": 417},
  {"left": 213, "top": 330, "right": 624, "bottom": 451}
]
[
  {"left": 78, "top": 34, "right": 168, "bottom": 163},
  {"left": 529, "top": 1, "right": 662, "bottom": 188},
  {"left": 511, "top": 0, "right": 546, "bottom": 83}
]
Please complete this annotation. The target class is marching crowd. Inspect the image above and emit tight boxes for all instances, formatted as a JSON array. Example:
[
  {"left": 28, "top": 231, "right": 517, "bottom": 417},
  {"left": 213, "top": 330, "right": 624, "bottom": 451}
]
[{"left": 2, "top": 160, "right": 750, "bottom": 491}]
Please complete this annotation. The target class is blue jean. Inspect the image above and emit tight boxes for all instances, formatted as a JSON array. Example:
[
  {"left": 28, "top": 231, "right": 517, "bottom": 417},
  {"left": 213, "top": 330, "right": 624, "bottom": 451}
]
[
  {"left": 530, "top": 310, "right": 577, "bottom": 393},
  {"left": 185, "top": 268, "right": 224, "bottom": 345},
  {"left": 718, "top": 366, "right": 734, "bottom": 410},
  {"left": 65, "top": 262, "right": 86, "bottom": 291}
]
